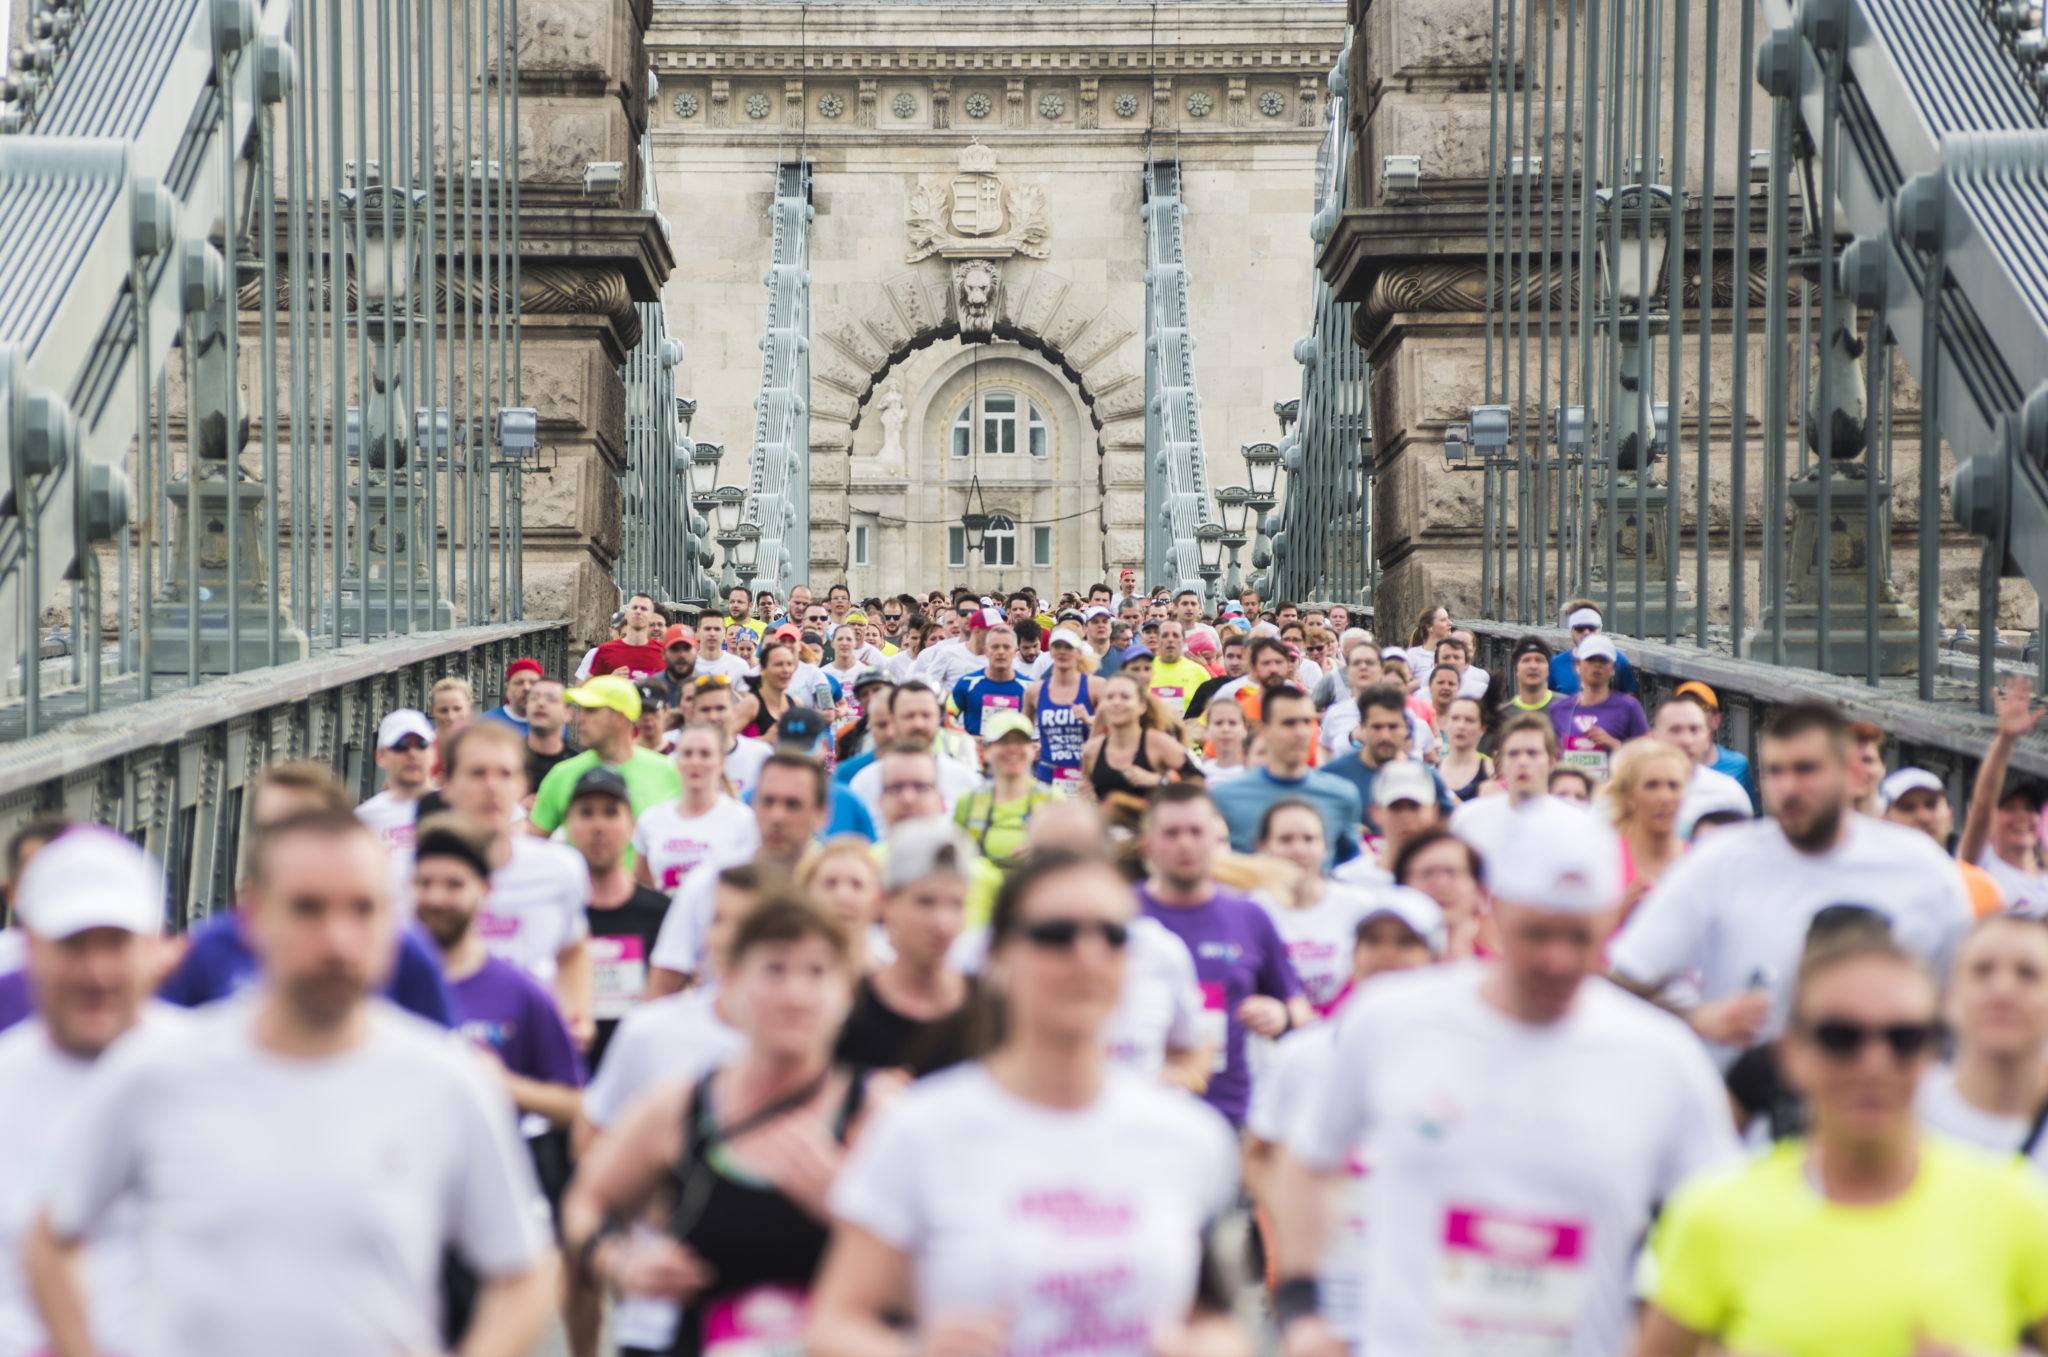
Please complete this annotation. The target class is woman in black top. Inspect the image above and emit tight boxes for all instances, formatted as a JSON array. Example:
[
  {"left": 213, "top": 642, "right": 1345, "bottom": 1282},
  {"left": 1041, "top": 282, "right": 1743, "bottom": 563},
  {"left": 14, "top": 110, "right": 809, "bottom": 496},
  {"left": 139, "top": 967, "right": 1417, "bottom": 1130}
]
[
  {"left": 563, "top": 895, "right": 879, "bottom": 1357},
  {"left": 1081, "top": 672, "right": 1193, "bottom": 803}
]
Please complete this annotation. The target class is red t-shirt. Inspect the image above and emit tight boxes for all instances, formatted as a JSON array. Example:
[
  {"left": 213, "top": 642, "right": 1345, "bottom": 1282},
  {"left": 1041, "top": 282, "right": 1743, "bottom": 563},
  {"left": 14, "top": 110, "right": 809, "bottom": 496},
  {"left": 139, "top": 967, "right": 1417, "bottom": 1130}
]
[{"left": 590, "top": 639, "right": 664, "bottom": 678}]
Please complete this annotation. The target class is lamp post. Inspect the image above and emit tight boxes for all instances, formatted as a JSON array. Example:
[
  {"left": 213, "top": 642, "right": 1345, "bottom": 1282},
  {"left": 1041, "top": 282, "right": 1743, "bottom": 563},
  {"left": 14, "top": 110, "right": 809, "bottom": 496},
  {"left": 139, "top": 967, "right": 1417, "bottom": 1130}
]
[
  {"left": 1594, "top": 182, "right": 1674, "bottom": 484},
  {"left": 733, "top": 522, "right": 762, "bottom": 587},
  {"left": 1243, "top": 441, "right": 1282, "bottom": 575},
  {"left": 1216, "top": 484, "right": 1252, "bottom": 598},
  {"left": 960, "top": 474, "right": 991, "bottom": 565},
  {"left": 1195, "top": 522, "right": 1226, "bottom": 608},
  {"left": 712, "top": 485, "right": 746, "bottom": 589}
]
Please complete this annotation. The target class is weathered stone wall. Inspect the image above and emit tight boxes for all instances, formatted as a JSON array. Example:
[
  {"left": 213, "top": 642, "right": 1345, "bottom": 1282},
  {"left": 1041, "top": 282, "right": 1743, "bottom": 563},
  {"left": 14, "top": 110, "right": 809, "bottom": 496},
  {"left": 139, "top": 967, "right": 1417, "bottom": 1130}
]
[{"left": 648, "top": 1, "right": 1344, "bottom": 595}]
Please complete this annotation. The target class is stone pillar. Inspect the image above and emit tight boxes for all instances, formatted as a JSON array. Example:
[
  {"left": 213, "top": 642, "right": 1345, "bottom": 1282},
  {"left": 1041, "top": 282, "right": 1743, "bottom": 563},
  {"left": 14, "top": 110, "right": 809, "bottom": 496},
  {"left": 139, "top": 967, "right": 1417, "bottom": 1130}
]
[{"left": 515, "top": 0, "right": 674, "bottom": 641}]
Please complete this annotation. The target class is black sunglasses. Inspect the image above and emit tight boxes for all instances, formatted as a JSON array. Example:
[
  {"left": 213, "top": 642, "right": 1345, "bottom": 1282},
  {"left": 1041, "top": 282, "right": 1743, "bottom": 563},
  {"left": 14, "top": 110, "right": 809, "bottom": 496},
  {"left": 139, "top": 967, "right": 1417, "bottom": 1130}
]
[
  {"left": 386, "top": 734, "right": 431, "bottom": 753},
  {"left": 1803, "top": 1019, "right": 1939, "bottom": 1062},
  {"left": 1019, "top": 918, "right": 1129, "bottom": 950}
]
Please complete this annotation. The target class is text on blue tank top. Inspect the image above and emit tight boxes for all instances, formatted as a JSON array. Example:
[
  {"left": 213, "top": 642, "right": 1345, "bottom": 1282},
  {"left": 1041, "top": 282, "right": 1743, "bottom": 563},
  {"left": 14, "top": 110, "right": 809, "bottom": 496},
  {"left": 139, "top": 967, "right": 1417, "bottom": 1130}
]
[{"left": 1038, "top": 676, "right": 1094, "bottom": 770}]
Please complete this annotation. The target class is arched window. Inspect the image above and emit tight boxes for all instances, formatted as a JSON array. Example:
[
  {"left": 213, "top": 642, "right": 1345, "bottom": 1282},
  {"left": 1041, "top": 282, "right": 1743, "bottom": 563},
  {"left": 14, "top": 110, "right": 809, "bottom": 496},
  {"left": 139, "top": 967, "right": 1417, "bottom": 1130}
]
[
  {"left": 982, "top": 513, "right": 1017, "bottom": 567},
  {"left": 951, "top": 392, "right": 1052, "bottom": 458}
]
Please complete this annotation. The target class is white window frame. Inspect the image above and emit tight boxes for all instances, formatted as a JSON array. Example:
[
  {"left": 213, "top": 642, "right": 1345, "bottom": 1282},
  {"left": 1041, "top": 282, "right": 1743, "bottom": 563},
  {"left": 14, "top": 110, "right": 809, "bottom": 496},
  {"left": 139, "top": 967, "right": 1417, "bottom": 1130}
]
[
  {"left": 983, "top": 513, "right": 1017, "bottom": 567},
  {"left": 1032, "top": 524, "right": 1052, "bottom": 567},
  {"left": 982, "top": 392, "right": 1019, "bottom": 455},
  {"left": 1028, "top": 403, "right": 1049, "bottom": 458}
]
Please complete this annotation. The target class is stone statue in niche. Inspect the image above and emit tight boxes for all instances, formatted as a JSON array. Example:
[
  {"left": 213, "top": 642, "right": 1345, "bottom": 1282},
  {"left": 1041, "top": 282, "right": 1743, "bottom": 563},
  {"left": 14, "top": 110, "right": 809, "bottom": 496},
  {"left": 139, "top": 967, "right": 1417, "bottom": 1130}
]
[
  {"left": 874, "top": 378, "right": 907, "bottom": 472},
  {"left": 953, "top": 259, "right": 1002, "bottom": 341}
]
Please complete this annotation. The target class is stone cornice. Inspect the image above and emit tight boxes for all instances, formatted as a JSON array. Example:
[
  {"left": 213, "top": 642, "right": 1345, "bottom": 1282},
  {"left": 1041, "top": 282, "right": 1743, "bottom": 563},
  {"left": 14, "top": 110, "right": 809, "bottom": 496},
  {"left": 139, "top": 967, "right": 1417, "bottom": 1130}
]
[{"left": 650, "top": 47, "right": 1344, "bottom": 71}]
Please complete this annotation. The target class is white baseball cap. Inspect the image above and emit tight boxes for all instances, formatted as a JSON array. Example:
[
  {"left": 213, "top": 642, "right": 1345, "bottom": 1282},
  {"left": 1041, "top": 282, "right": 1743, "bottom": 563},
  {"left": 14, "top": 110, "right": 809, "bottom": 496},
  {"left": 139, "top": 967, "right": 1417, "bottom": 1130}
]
[
  {"left": 1083, "top": 606, "right": 1113, "bottom": 621},
  {"left": 15, "top": 827, "right": 165, "bottom": 939},
  {"left": 377, "top": 708, "right": 436, "bottom": 749},
  {"left": 1483, "top": 799, "right": 1622, "bottom": 914},
  {"left": 1880, "top": 767, "right": 1946, "bottom": 809},
  {"left": 883, "top": 817, "right": 980, "bottom": 892},
  {"left": 1372, "top": 760, "right": 1438, "bottom": 809},
  {"left": 1360, "top": 886, "right": 1448, "bottom": 956},
  {"left": 1677, "top": 776, "right": 1756, "bottom": 839},
  {"left": 1049, "top": 626, "right": 1086, "bottom": 650},
  {"left": 1573, "top": 634, "right": 1619, "bottom": 662}
]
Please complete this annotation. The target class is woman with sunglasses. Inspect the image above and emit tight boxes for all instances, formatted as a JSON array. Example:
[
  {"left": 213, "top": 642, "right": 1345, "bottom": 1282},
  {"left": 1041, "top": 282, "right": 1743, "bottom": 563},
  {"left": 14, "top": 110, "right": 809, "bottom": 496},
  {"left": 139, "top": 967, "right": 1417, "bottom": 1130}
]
[
  {"left": 810, "top": 850, "right": 1242, "bottom": 1357},
  {"left": 564, "top": 896, "right": 875, "bottom": 1357},
  {"left": 1639, "top": 930, "right": 2048, "bottom": 1357}
]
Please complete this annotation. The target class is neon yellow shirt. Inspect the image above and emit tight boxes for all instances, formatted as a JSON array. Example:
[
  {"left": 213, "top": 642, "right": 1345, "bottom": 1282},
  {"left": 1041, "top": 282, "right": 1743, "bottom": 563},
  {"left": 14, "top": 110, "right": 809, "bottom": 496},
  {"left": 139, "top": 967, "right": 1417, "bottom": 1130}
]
[
  {"left": 1146, "top": 657, "right": 1213, "bottom": 714},
  {"left": 1652, "top": 1137, "right": 2048, "bottom": 1357},
  {"left": 730, "top": 616, "right": 766, "bottom": 637}
]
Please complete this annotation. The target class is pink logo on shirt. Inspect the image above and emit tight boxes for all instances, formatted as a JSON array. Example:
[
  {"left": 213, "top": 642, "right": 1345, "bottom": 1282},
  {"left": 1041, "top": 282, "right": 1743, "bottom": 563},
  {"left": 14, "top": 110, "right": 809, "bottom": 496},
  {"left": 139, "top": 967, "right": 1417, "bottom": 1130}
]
[
  {"left": 475, "top": 913, "right": 520, "bottom": 940},
  {"left": 1015, "top": 1190, "right": 1135, "bottom": 1236}
]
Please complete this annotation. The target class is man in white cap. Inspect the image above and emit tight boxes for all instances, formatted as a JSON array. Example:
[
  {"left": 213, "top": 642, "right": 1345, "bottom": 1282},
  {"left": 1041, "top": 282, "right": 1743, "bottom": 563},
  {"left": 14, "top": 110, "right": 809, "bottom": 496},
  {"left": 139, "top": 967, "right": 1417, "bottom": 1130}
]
[
  {"left": 1271, "top": 798, "right": 1737, "bottom": 1357},
  {"left": 1245, "top": 886, "right": 1445, "bottom": 1353},
  {"left": 1548, "top": 632, "right": 1648, "bottom": 781},
  {"left": 356, "top": 708, "right": 436, "bottom": 855},
  {"left": 24, "top": 810, "right": 557, "bottom": 1357},
  {"left": 1883, "top": 767, "right": 2004, "bottom": 917},
  {"left": 1549, "top": 601, "right": 1640, "bottom": 696},
  {"left": 0, "top": 829, "right": 181, "bottom": 1357}
]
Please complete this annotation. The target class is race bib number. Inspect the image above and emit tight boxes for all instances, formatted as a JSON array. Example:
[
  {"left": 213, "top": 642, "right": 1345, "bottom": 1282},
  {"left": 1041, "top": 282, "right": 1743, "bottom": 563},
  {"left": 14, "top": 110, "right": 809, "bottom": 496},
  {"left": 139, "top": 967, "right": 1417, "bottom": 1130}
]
[
  {"left": 1560, "top": 734, "right": 1608, "bottom": 781},
  {"left": 589, "top": 935, "right": 648, "bottom": 1020},
  {"left": 1431, "top": 1207, "right": 1589, "bottom": 1357},
  {"left": 702, "top": 1285, "right": 809, "bottom": 1357},
  {"left": 1198, "top": 980, "right": 1229, "bottom": 1072},
  {"left": 982, "top": 692, "right": 1021, "bottom": 711},
  {"left": 1152, "top": 686, "right": 1184, "bottom": 702}
]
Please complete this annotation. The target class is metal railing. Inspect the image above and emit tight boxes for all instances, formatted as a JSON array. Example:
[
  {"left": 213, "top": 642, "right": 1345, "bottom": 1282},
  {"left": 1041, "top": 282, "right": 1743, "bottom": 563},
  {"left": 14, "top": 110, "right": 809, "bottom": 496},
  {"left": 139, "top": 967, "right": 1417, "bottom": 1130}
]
[
  {"left": 0, "top": 0, "right": 536, "bottom": 738},
  {"left": 1437, "top": 0, "right": 2048, "bottom": 705},
  {"left": 1266, "top": 58, "right": 1374, "bottom": 608},
  {"left": 1142, "top": 161, "right": 1216, "bottom": 597},
  {"left": 736, "top": 162, "right": 812, "bottom": 599},
  {"left": 0, "top": 619, "right": 567, "bottom": 924}
]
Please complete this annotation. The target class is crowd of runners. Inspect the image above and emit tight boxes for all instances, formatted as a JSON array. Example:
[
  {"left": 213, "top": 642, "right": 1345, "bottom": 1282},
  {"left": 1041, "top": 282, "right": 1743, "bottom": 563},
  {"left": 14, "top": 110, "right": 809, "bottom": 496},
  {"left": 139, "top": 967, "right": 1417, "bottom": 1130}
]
[{"left": 3, "top": 571, "right": 2048, "bottom": 1357}]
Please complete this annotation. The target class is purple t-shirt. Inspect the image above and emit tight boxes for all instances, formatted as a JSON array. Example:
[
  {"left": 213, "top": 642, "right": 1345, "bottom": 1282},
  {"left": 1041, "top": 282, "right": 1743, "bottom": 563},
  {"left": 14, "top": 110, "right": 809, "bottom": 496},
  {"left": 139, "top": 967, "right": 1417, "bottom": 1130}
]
[
  {"left": 0, "top": 968, "right": 30, "bottom": 1035},
  {"left": 1137, "top": 884, "right": 1302, "bottom": 1126},
  {"left": 449, "top": 955, "right": 586, "bottom": 1090},
  {"left": 1550, "top": 690, "right": 1650, "bottom": 750}
]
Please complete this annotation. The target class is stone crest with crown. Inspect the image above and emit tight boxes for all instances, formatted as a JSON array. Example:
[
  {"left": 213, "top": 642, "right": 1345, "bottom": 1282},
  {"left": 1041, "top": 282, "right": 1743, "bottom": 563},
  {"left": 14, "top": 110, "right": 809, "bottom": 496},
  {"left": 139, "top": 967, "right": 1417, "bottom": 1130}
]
[{"left": 905, "top": 141, "right": 1052, "bottom": 263}]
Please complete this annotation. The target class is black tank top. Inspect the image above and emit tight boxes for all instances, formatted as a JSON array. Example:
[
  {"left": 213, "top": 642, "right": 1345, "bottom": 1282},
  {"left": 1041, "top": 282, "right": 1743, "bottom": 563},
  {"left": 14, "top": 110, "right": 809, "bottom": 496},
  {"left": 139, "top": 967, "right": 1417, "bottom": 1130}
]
[
  {"left": 742, "top": 695, "right": 785, "bottom": 741},
  {"left": 667, "top": 1067, "right": 866, "bottom": 1357},
  {"left": 1089, "top": 731, "right": 1157, "bottom": 801}
]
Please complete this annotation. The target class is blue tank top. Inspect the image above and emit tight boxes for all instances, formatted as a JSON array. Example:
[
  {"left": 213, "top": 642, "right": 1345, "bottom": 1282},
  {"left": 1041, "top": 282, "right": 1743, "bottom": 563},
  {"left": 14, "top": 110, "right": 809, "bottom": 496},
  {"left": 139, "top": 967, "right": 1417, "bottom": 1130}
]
[{"left": 1036, "top": 674, "right": 1094, "bottom": 785}]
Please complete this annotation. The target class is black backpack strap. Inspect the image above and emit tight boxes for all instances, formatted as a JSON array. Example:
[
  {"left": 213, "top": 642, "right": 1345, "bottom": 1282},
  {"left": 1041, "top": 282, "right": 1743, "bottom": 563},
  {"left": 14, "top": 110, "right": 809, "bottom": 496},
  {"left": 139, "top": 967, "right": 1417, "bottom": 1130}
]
[{"left": 2019, "top": 1091, "right": 2048, "bottom": 1160}]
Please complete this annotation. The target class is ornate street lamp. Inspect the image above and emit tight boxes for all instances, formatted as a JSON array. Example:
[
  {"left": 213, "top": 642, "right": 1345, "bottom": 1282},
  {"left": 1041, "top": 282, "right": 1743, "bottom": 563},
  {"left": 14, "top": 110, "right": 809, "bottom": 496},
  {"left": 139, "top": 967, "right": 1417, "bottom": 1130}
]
[
  {"left": 712, "top": 484, "right": 747, "bottom": 536},
  {"left": 1196, "top": 522, "right": 1226, "bottom": 606},
  {"left": 960, "top": 475, "right": 991, "bottom": 557},
  {"left": 1594, "top": 183, "right": 1675, "bottom": 315},
  {"left": 687, "top": 440, "right": 723, "bottom": 506},
  {"left": 1215, "top": 485, "right": 1252, "bottom": 598},
  {"left": 1243, "top": 441, "right": 1283, "bottom": 510},
  {"left": 733, "top": 522, "right": 762, "bottom": 585}
]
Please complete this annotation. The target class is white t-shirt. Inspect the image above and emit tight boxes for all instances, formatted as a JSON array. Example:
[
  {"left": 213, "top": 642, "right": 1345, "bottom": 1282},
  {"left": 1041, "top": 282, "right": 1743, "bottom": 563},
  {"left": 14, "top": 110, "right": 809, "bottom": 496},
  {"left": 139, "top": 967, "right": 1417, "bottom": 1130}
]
[
  {"left": 1676, "top": 763, "right": 1753, "bottom": 830},
  {"left": 1289, "top": 964, "right": 1739, "bottom": 1357},
  {"left": 696, "top": 652, "right": 753, "bottom": 688},
  {"left": 1017, "top": 651, "right": 1054, "bottom": 681},
  {"left": 0, "top": 1009, "right": 188, "bottom": 1357},
  {"left": 40, "top": 1000, "right": 549, "bottom": 1357},
  {"left": 723, "top": 737, "right": 774, "bottom": 796},
  {"left": 1449, "top": 792, "right": 1556, "bottom": 867},
  {"left": 791, "top": 662, "right": 837, "bottom": 708},
  {"left": 849, "top": 752, "right": 983, "bottom": 824},
  {"left": 1609, "top": 814, "right": 1976, "bottom": 1066},
  {"left": 885, "top": 649, "right": 921, "bottom": 683},
  {"left": 914, "top": 638, "right": 980, "bottom": 697},
  {"left": 631, "top": 797, "right": 760, "bottom": 892},
  {"left": 1259, "top": 885, "right": 1378, "bottom": 1014},
  {"left": 649, "top": 859, "right": 734, "bottom": 978},
  {"left": 481, "top": 834, "right": 592, "bottom": 982},
  {"left": 831, "top": 1064, "right": 1238, "bottom": 1357},
  {"left": 354, "top": 790, "right": 423, "bottom": 853},
  {"left": 574, "top": 646, "right": 601, "bottom": 683},
  {"left": 1101, "top": 916, "right": 1204, "bottom": 1078},
  {"left": 1976, "top": 848, "right": 2048, "bottom": 918},
  {"left": 1246, "top": 1024, "right": 1368, "bottom": 1345},
  {"left": 1915, "top": 1064, "right": 2048, "bottom": 1168},
  {"left": 1319, "top": 698, "right": 1432, "bottom": 759}
]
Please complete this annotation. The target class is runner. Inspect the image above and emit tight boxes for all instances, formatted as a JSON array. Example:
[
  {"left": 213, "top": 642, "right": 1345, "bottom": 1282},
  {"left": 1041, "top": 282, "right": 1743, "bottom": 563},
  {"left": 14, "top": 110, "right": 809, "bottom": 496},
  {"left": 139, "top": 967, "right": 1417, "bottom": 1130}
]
[
  {"left": 563, "top": 769, "right": 676, "bottom": 1070},
  {"left": 1500, "top": 635, "right": 1561, "bottom": 716},
  {"left": 1958, "top": 674, "right": 2048, "bottom": 916},
  {"left": 1212, "top": 683, "right": 1362, "bottom": 868},
  {"left": 847, "top": 684, "right": 981, "bottom": 822},
  {"left": 1254, "top": 799, "right": 1379, "bottom": 1014},
  {"left": 563, "top": 897, "right": 877, "bottom": 1357},
  {"left": 355, "top": 707, "right": 436, "bottom": 855},
  {"left": 1138, "top": 783, "right": 1310, "bottom": 1127},
  {"left": 633, "top": 723, "right": 760, "bottom": 893},
  {"left": 1147, "top": 620, "right": 1212, "bottom": 717},
  {"left": 439, "top": 721, "right": 595, "bottom": 1044},
  {"left": 1082, "top": 673, "right": 1197, "bottom": 805},
  {"left": 953, "top": 711, "right": 1052, "bottom": 919},
  {"left": 799, "top": 839, "right": 889, "bottom": 973},
  {"left": 693, "top": 614, "right": 753, "bottom": 687},
  {"left": 531, "top": 676, "right": 685, "bottom": 843},
  {"left": 1272, "top": 798, "right": 1738, "bottom": 1357},
  {"left": 1605, "top": 738, "right": 1692, "bottom": 926},
  {"left": 1881, "top": 767, "right": 2005, "bottom": 916},
  {"left": 1319, "top": 684, "right": 1454, "bottom": 848},
  {"left": 429, "top": 675, "right": 477, "bottom": 740},
  {"left": 1197, "top": 697, "right": 1253, "bottom": 785},
  {"left": 1548, "top": 633, "right": 1648, "bottom": 781},
  {"left": 652, "top": 624, "right": 700, "bottom": 708},
  {"left": 1610, "top": 702, "right": 1974, "bottom": 1065},
  {"left": 1391, "top": 826, "right": 1487, "bottom": 958},
  {"left": 1641, "top": 930, "right": 2048, "bottom": 1356},
  {"left": 1447, "top": 711, "right": 1558, "bottom": 861},
  {"left": 481, "top": 657, "right": 543, "bottom": 735},
  {"left": 1433, "top": 696, "right": 1493, "bottom": 802},
  {"left": 950, "top": 623, "right": 1027, "bottom": 738},
  {"left": 835, "top": 818, "right": 979, "bottom": 1075},
  {"left": 590, "top": 592, "right": 667, "bottom": 678},
  {"left": 0, "top": 830, "right": 183, "bottom": 1357},
  {"left": 1916, "top": 913, "right": 2048, "bottom": 1164},
  {"left": 24, "top": 810, "right": 556, "bottom": 1357},
  {"left": 1024, "top": 626, "right": 1096, "bottom": 789},
  {"left": 523, "top": 679, "right": 579, "bottom": 797},
  {"left": 690, "top": 675, "right": 774, "bottom": 796},
  {"left": 811, "top": 850, "right": 1244, "bottom": 1357}
]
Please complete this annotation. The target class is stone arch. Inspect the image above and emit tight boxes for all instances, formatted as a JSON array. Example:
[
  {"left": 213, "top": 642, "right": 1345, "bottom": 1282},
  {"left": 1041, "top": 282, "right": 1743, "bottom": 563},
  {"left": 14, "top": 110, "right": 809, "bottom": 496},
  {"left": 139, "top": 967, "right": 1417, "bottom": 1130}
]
[{"left": 807, "top": 257, "right": 1147, "bottom": 579}]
